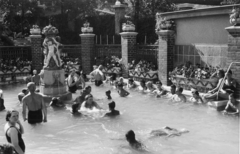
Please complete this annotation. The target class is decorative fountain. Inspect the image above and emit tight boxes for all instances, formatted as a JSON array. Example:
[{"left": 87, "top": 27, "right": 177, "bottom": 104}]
[{"left": 39, "top": 24, "right": 72, "bottom": 102}]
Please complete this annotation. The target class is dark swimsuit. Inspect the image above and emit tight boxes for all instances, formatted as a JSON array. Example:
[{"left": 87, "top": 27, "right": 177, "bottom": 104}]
[
  {"left": 222, "top": 81, "right": 236, "bottom": 94},
  {"left": 28, "top": 109, "right": 43, "bottom": 124},
  {"left": 5, "top": 126, "right": 25, "bottom": 153}
]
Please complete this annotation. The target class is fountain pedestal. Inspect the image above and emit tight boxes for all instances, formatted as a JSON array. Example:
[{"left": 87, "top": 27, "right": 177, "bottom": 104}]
[{"left": 38, "top": 25, "right": 72, "bottom": 102}]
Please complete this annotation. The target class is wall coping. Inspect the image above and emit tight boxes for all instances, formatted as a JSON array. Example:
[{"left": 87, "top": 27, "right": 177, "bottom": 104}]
[
  {"left": 225, "top": 26, "right": 240, "bottom": 33},
  {"left": 160, "top": 4, "right": 240, "bottom": 20},
  {"left": 120, "top": 32, "right": 138, "bottom": 37},
  {"left": 29, "top": 35, "right": 42, "bottom": 38},
  {"left": 79, "top": 34, "right": 95, "bottom": 37}
]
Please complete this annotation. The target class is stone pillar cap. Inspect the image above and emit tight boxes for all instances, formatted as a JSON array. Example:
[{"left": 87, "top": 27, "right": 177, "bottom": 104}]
[
  {"left": 225, "top": 26, "right": 240, "bottom": 33},
  {"left": 112, "top": 4, "right": 127, "bottom": 9},
  {"left": 120, "top": 32, "right": 138, "bottom": 37},
  {"left": 79, "top": 34, "right": 95, "bottom": 37},
  {"left": 29, "top": 35, "right": 42, "bottom": 38}
]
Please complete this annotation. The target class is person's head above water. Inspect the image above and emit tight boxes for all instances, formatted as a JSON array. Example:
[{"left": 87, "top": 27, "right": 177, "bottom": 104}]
[
  {"left": 108, "top": 101, "right": 115, "bottom": 110},
  {"left": 85, "top": 86, "right": 92, "bottom": 94},
  {"left": 126, "top": 130, "right": 137, "bottom": 143},
  {"left": 85, "top": 94, "right": 93, "bottom": 101},
  {"left": 140, "top": 79, "right": 146, "bottom": 87},
  {"left": 27, "top": 82, "right": 36, "bottom": 93},
  {"left": 22, "top": 88, "right": 28, "bottom": 94},
  {"left": 176, "top": 87, "right": 183, "bottom": 95}
]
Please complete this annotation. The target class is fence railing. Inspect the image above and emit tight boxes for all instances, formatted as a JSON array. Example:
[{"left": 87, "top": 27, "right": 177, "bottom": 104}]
[
  {"left": 0, "top": 46, "right": 32, "bottom": 60},
  {"left": 61, "top": 44, "right": 82, "bottom": 64},
  {"left": 135, "top": 45, "right": 158, "bottom": 67}
]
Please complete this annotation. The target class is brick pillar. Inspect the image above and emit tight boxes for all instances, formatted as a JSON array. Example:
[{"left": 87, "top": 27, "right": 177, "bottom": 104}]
[
  {"left": 112, "top": 3, "right": 127, "bottom": 34},
  {"left": 156, "top": 30, "right": 175, "bottom": 86},
  {"left": 225, "top": 26, "right": 240, "bottom": 98},
  {"left": 80, "top": 34, "right": 95, "bottom": 74},
  {"left": 30, "top": 34, "right": 43, "bottom": 72},
  {"left": 120, "top": 32, "right": 138, "bottom": 78}
]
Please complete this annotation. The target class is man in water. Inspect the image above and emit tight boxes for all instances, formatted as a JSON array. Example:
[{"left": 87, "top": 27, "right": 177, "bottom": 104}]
[
  {"left": 22, "top": 82, "right": 47, "bottom": 124},
  {"left": 172, "top": 87, "right": 187, "bottom": 102},
  {"left": 89, "top": 65, "right": 105, "bottom": 86},
  {"left": 104, "top": 101, "right": 120, "bottom": 117},
  {"left": 222, "top": 93, "right": 239, "bottom": 115},
  {"left": 150, "top": 126, "right": 189, "bottom": 137}
]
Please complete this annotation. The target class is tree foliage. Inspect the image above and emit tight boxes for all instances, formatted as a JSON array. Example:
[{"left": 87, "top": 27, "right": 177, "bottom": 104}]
[{"left": 221, "top": 0, "right": 240, "bottom": 4}]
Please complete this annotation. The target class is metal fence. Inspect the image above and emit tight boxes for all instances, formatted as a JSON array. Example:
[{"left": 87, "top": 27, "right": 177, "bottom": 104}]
[{"left": 135, "top": 45, "right": 158, "bottom": 67}]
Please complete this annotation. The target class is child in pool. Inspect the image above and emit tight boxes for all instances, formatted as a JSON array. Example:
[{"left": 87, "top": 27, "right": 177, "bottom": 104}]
[
  {"left": 105, "top": 90, "right": 112, "bottom": 100},
  {"left": 222, "top": 93, "right": 239, "bottom": 115},
  {"left": 146, "top": 81, "right": 156, "bottom": 93},
  {"left": 127, "top": 78, "right": 137, "bottom": 89},
  {"left": 118, "top": 83, "right": 130, "bottom": 97},
  {"left": 152, "top": 81, "right": 168, "bottom": 97},
  {"left": 189, "top": 90, "right": 204, "bottom": 103},
  {"left": 150, "top": 126, "right": 189, "bottom": 137},
  {"left": 138, "top": 79, "right": 147, "bottom": 91},
  {"left": 172, "top": 87, "right": 187, "bottom": 102}
]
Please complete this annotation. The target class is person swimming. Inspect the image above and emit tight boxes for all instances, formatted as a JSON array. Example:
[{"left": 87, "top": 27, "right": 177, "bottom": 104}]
[
  {"left": 172, "top": 87, "right": 187, "bottom": 102},
  {"left": 104, "top": 101, "right": 120, "bottom": 117},
  {"left": 125, "top": 130, "right": 145, "bottom": 150},
  {"left": 152, "top": 81, "right": 167, "bottom": 97},
  {"left": 105, "top": 90, "right": 112, "bottom": 100},
  {"left": 138, "top": 79, "right": 147, "bottom": 92},
  {"left": 117, "top": 83, "right": 130, "bottom": 97},
  {"left": 150, "top": 126, "right": 189, "bottom": 137},
  {"left": 189, "top": 90, "right": 204, "bottom": 104},
  {"left": 71, "top": 103, "right": 82, "bottom": 116},
  {"left": 49, "top": 97, "right": 65, "bottom": 108},
  {"left": 80, "top": 94, "right": 102, "bottom": 110},
  {"left": 127, "top": 78, "right": 137, "bottom": 89}
]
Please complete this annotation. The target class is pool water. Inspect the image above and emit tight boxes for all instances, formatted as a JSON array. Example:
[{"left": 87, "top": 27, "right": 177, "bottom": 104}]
[{"left": 0, "top": 83, "right": 239, "bottom": 154}]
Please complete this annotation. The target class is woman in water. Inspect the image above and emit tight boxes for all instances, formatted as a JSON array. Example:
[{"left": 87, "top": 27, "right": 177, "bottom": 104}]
[
  {"left": 80, "top": 94, "right": 102, "bottom": 110},
  {"left": 4, "top": 110, "right": 25, "bottom": 154}
]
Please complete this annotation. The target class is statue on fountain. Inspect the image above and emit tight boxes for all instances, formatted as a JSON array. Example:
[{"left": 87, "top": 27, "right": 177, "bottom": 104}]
[
  {"left": 42, "top": 25, "right": 62, "bottom": 69},
  {"left": 43, "top": 37, "right": 62, "bottom": 69}
]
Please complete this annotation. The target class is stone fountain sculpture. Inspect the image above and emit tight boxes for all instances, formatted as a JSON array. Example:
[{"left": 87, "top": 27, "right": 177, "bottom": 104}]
[{"left": 39, "top": 25, "right": 71, "bottom": 101}]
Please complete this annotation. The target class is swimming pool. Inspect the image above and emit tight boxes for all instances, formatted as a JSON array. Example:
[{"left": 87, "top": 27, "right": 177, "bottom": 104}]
[{"left": 0, "top": 83, "right": 239, "bottom": 154}]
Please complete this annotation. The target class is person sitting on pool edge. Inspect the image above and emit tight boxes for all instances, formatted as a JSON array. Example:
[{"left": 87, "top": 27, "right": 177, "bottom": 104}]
[
  {"left": 150, "top": 126, "right": 189, "bottom": 137},
  {"left": 104, "top": 101, "right": 120, "bottom": 117},
  {"left": 172, "top": 87, "right": 187, "bottom": 102},
  {"left": 18, "top": 88, "right": 28, "bottom": 103},
  {"left": 189, "top": 89, "right": 204, "bottom": 104},
  {"left": 125, "top": 130, "right": 145, "bottom": 150},
  {"left": 127, "top": 78, "right": 137, "bottom": 89},
  {"left": 117, "top": 83, "right": 130, "bottom": 97},
  {"left": 80, "top": 94, "right": 102, "bottom": 110},
  {"left": 222, "top": 93, "right": 239, "bottom": 115},
  {"left": 152, "top": 81, "right": 167, "bottom": 98}
]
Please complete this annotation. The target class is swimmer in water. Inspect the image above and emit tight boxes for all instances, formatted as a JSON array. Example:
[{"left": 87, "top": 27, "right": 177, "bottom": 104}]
[
  {"left": 125, "top": 130, "right": 145, "bottom": 150},
  {"left": 80, "top": 94, "right": 102, "bottom": 110},
  {"left": 152, "top": 81, "right": 167, "bottom": 98},
  {"left": 105, "top": 90, "right": 112, "bottom": 100},
  {"left": 150, "top": 126, "right": 189, "bottom": 137},
  {"left": 172, "top": 87, "right": 187, "bottom": 102},
  {"left": 71, "top": 103, "right": 82, "bottom": 116},
  {"left": 138, "top": 79, "right": 147, "bottom": 92},
  {"left": 117, "top": 83, "right": 130, "bottom": 97},
  {"left": 146, "top": 81, "right": 156, "bottom": 93},
  {"left": 104, "top": 101, "right": 120, "bottom": 117},
  {"left": 127, "top": 78, "right": 137, "bottom": 89},
  {"left": 49, "top": 97, "right": 65, "bottom": 108},
  {"left": 189, "top": 90, "right": 204, "bottom": 104}
]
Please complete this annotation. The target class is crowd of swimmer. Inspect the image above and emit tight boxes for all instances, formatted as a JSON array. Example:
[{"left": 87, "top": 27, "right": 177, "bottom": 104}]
[{"left": 0, "top": 64, "right": 239, "bottom": 154}]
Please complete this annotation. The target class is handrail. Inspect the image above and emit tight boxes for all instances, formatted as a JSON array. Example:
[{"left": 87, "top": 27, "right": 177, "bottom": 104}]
[{"left": 216, "top": 62, "right": 240, "bottom": 100}]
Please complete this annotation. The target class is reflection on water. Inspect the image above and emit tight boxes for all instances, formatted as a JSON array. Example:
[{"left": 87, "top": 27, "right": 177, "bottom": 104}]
[{"left": 0, "top": 83, "right": 239, "bottom": 154}]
